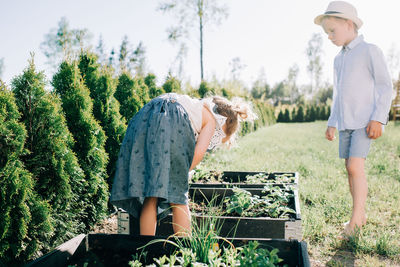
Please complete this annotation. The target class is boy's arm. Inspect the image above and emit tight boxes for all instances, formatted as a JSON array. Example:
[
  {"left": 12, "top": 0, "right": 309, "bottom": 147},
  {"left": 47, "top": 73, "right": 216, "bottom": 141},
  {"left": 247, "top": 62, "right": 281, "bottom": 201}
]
[
  {"left": 369, "top": 45, "right": 393, "bottom": 125},
  {"left": 327, "top": 66, "right": 339, "bottom": 128}
]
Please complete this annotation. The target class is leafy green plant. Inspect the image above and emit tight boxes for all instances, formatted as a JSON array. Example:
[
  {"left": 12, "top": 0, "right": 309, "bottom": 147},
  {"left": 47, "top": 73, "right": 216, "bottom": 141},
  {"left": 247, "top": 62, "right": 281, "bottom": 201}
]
[
  {"left": 245, "top": 173, "right": 296, "bottom": 184},
  {"left": 223, "top": 186, "right": 296, "bottom": 218},
  {"left": 131, "top": 239, "right": 284, "bottom": 266},
  {"left": 239, "top": 241, "right": 287, "bottom": 267},
  {"left": 190, "top": 169, "right": 223, "bottom": 183},
  {"left": 224, "top": 187, "right": 263, "bottom": 216}
]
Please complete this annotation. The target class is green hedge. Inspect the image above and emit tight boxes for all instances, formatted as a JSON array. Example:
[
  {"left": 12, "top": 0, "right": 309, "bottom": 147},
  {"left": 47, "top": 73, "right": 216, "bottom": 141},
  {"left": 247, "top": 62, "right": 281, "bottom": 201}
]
[{"left": 240, "top": 100, "right": 276, "bottom": 136}]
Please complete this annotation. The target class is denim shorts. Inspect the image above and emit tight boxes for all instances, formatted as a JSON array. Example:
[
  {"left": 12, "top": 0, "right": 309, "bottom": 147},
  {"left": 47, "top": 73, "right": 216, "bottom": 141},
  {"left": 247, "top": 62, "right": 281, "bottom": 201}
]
[{"left": 338, "top": 128, "right": 372, "bottom": 159}]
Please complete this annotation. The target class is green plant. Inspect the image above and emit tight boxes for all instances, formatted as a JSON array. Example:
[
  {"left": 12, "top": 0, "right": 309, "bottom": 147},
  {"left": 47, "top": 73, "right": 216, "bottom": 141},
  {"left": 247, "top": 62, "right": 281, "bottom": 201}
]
[
  {"left": 78, "top": 51, "right": 127, "bottom": 189},
  {"left": 131, "top": 239, "right": 284, "bottom": 266},
  {"left": 190, "top": 169, "right": 223, "bottom": 183},
  {"left": 239, "top": 241, "right": 287, "bottom": 267},
  {"left": 224, "top": 187, "right": 262, "bottom": 216},
  {"left": 52, "top": 60, "right": 109, "bottom": 229},
  {"left": 223, "top": 186, "right": 296, "bottom": 218},
  {"left": 245, "top": 173, "right": 296, "bottom": 184},
  {"left": 0, "top": 81, "right": 52, "bottom": 263}
]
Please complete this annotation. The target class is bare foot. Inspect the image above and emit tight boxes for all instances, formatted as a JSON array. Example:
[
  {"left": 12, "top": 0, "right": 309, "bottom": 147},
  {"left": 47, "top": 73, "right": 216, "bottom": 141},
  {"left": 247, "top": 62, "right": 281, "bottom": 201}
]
[
  {"left": 343, "top": 221, "right": 365, "bottom": 237},
  {"left": 342, "top": 216, "right": 367, "bottom": 229}
]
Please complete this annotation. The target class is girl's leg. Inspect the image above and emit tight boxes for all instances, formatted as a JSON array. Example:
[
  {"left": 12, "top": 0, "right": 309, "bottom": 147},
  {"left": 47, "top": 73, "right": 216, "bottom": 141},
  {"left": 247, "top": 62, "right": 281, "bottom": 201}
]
[
  {"left": 140, "top": 197, "right": 158, "bottom": 235},
  {"left": 171, "top": 203, "right": 191, "bottom": 236},
  {"left": 345, "top": 157, "right": 368, "bottom": 233}
]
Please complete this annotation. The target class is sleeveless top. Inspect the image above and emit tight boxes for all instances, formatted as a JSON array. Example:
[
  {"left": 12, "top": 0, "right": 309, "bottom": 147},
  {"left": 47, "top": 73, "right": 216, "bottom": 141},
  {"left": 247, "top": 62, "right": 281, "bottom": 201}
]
[{"left": 176, "top": 95, "right": 227, "bottom": 150}]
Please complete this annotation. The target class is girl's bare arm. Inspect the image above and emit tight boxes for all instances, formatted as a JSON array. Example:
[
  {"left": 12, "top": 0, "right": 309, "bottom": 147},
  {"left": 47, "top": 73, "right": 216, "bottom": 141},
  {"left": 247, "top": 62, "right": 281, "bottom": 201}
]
[{"left": 189, "top": 106, "right": 216, "bottom": 170}]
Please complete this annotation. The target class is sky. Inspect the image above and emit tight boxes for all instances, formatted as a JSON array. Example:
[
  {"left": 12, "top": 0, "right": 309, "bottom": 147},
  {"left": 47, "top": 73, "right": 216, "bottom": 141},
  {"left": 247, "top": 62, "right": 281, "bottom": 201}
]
[{"left": 1, "top": 0, "right": 400, "bottom": 89}]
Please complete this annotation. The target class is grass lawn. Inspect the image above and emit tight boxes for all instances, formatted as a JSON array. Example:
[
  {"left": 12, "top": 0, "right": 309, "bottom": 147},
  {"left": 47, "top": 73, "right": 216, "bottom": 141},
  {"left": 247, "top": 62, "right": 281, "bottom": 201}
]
[{"left": 199, "top": 121, "right": 400, "bottom": 267}]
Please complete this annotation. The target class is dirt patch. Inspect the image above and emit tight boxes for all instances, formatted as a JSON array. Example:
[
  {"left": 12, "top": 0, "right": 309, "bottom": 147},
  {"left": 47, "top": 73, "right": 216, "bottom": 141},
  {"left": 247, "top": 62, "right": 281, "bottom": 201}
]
[{"left": 92, "top": 213, "right": 118, "bottom": 234}]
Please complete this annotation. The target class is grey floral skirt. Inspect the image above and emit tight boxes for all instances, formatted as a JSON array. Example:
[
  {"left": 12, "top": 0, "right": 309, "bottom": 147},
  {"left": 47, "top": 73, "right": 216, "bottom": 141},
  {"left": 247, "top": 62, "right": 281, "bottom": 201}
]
[{"left": 110, "top": 93, "right": 195, "bottom": 219}]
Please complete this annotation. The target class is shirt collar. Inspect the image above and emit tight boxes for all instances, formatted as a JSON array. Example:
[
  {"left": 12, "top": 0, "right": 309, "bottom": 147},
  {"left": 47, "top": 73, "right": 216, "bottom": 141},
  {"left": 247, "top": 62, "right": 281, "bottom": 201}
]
[{"left": 343, "top": 35, "right": 364, "bottom": 51}]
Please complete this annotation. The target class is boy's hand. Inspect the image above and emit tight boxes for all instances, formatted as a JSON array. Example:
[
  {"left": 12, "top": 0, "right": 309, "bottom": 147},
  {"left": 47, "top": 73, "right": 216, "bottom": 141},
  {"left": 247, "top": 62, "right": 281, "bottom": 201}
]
[
  {"left": 325, "top": 126, "right": 336, "bottom": 141},
  {"left": 366, "top": 120, "right": 382, "bottom": 139}
]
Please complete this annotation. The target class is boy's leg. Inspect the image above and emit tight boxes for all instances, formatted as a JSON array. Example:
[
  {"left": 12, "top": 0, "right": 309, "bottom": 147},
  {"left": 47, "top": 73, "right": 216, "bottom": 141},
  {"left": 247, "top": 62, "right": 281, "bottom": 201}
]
[
  {"left": 140, "top": 197, "right": 158, "bottom": 235},
  {"left": 171, "top": 203, "right": 191, "bottom": 236},
  {"left": 345, "top": 157, "right": 368, "bottom": 232}
]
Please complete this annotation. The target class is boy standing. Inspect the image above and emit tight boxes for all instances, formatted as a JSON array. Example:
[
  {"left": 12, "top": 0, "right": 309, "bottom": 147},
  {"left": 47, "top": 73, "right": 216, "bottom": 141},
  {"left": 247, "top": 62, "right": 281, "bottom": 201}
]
[{"left": 314, "top": 1, "right": 393, "bottom": 235}]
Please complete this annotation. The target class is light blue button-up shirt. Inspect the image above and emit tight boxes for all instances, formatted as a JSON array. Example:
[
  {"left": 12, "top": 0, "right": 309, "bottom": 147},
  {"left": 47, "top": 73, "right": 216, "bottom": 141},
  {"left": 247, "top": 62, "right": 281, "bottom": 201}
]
[{"left": 328, "top": 35, "right": 393, "bottom": 131}]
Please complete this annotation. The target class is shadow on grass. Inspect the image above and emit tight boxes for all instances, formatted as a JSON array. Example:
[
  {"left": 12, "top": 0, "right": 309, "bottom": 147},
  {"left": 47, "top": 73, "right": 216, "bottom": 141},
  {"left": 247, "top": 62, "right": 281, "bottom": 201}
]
[
  {"left": 325, "top": 235, "right": 359, "bottom": 267},
  {"left": 326, "top": 249, "right": 356, "bottom": 267}
]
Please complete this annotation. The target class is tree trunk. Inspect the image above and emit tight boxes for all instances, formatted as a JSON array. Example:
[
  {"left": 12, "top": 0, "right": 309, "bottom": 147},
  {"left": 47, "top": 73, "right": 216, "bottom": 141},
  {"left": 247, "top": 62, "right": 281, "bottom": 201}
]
[{"left": 199, "top": 1, "right": 204, "bottom": 81}]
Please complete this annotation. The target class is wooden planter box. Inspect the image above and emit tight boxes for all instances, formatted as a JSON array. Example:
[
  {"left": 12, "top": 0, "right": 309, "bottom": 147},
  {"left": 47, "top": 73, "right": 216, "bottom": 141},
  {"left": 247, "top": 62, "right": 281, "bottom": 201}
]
[
  {"left": 128, "top": 184, "right": 302, "bottom": 240},
  {"left": 191, "top": 171, "right": 299, "bottom": 187},
  {"left": 26, "top": 234, "right": 310, "bottom": 267}
]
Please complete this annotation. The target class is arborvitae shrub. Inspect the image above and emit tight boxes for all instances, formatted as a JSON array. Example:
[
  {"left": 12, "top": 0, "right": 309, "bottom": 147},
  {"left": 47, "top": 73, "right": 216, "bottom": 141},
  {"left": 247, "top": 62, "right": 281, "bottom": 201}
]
[
  {"left": 11, "top": 59, "right": 86, "bottom": 247},
  {"left": 95, "top": 68, "right": 127, "bottom": 186},
  {"left": 163, "top": 75, "right": 182, "bottom": 94},
  {"left": 198, "top": 81, "right": 212, "bottom": 98},
  {"left": 295, "top": 106, "right": 305, "bottom": 122},
  {"left": 291, "top": 107, "right": 297, "bottom": 122},
  {"left": 78, "top": 52, "right": 127, "bottom": 188},
  {"left": 115, "top": 72, "right": 144, "bottom": 121},
  {"left": 145, "top": 73, "right": 164, "bottom": 99},
  {"left": 0, "top": 81, "right": 51, "bottom": 264},
  {"left": 283, "top": 108, "right": 290, "bottom": 122},
  {"left": 52, "top": 61, "right": 109, "bottom": 229},
  {"left": 277, "top": 110, "right": 284, "bottom": 122}
]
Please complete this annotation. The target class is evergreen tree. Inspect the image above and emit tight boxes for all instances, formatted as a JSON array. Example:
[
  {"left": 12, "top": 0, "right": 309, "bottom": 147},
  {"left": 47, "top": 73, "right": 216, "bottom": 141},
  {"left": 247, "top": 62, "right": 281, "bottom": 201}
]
[
  {"left": 52, "top": 61, "right": 109, "bottom": 228},
  {"left": 11, "top": 58, "right": 86, "bottom": 246},
  {"left": 283, "top": 108, "right": 290, "bottom": 122},
  {"left": 326, "top": 106, "right": 331, "bottom": 120},
  {"left": 163, "top": 75, "right": 182, "bottom": 94},
  {"left": 115, "top": 72, "right": 145, "bottom": 121},
  {"left": 96, "top": 69, "right": 127, "bottom": 185},
  {"left": 309, "top": 105, "right": 317, "bottom": 121},
  {"left": 305, "top": 105, "right": 312, "bottom": 122},
  {"left": 291, "top": 107, "right": 297, "bottom": 122},
  {"left": 136, "top": 76, "right": 150, "bottom": 104},
  {"left": 315, "top": 106, "right": 321, "bottom": 120},
  {"left": 145, "top": 73, "right": 164, "bottom": 99},
  {"left": 0, "top": 81, "right": 52, "bottom": 264},
  {"left": 320, "top": 105, "right": 327, "bottom": 120},
  {"left": 295, "top": 106, "right": 305, "bottom": 122},
  {"left": 78, "top": 51, "right": 127, "bottom": 188},
  {"left": 198, "top": 80, "right": 213, "bottom": 98},
  {"left": 277, "top": 110, "right": 284, "bottom": 122}
]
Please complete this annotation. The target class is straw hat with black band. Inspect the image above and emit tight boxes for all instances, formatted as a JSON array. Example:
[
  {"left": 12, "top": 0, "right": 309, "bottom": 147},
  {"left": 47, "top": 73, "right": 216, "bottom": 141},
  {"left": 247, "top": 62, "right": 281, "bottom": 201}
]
[{"left": 314, "top": 1, "right": 363, "bottom": 29}]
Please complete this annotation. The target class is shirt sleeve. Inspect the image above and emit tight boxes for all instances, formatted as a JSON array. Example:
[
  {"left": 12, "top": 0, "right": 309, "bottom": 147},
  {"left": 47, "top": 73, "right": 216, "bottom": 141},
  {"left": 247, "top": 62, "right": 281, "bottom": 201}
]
[
  {"left": 327, "top": 62, "right": 339, "bottom": 128},
  {"left": 369, "top": 45, "right": 393, "bottom": 124}
]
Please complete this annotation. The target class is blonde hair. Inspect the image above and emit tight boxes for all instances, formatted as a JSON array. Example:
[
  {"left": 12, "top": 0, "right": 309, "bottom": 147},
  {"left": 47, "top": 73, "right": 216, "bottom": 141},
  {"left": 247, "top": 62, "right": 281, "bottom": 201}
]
[
  {"left": 211, "top": 95, "right": 257, "bottom": 145},
  {"left": 322, "top": 15, "right": 358, "bottom": 33}
]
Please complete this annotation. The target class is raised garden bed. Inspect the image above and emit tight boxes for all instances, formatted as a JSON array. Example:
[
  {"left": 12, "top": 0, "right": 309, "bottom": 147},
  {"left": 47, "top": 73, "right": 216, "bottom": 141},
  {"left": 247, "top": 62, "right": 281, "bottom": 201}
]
[
  {"left": 26, "top": 234, "right": 310, "bottom": 267},
  {"left": 128, "top": 184, "right": 302, "bottom": 240},
  {"left": 190, "top": 170, "right": 299, "bottom": 186}
]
